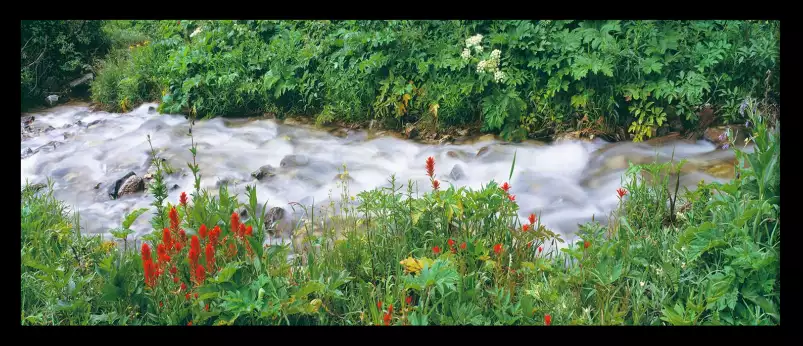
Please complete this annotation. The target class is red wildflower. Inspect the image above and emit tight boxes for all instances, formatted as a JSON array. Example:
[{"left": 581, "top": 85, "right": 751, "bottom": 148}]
[
  {"left": 180, "top": 282, "right": 187, "bottom": 291},
  {"left": 160, "top": 301, "right": 164, "bottom": 308},
  {"left": 142, "top": 260, "right": 157, "bottom": 288},
  {"left": 187, "top": 321, "right": 192, "bottom": 326},
  {"left": 199, "top": 224, "right": 208, "bottom": 239},
  {"left": 406, "top": 296, "right": 413, "bottom": 305},
  {"left": 377, "top": 301, "right": 383, "bottom": 309},
  {"left": 493, "top": 243, "right": 503, "bottom": 255},
  {"left": 228, "top": 242, "right": 238, "bottom": 257},
  {"left": 500, "top": 182, "right": 511, "bottom": 193},
  {"left": 178, "top": 229, "right": 187, "bottom": 244},
  {"left": 231, "top": 212, "right": 240, "bottom": 237},
  {"left": 538, "top": 246, "right": 543, "bottom": 253},
  {"left": 545, "top": 314, "right": 552, "bottom": 326},
  {"left": 432, "top": 246, "right": 441, "bottom": 255},
  {"left": 169, "top": 206, "right": 180, "bottom": 233},
  {"left": 205, "top": 242, "right": 216, "bottom": 271},
  {"left": 522, "top": 224, "right": 530, "bottom": 232},
  {"left": 388, "top": 304, "right": 394, "bottom": 315},
  {"left": 238, "top": 223, "right": 247, "bottom": 238},
  {"left": 209, "top": 225, "right": 221, "bottom": 246},
  {"left": 529, "top": 213, "right": 536, "bottom": 225},
  {"left": 194, "top": 264, "right": 206, "bottom": 285},
  {"left": 460, "top": 242, "right": 467, "bottom": 250},
  {"left": 162, "top": 228, "right": 173, "bottom": 251},
  {"left": 425, "top": 156, "right": 436, "bottom": 178},
  {"left": 179, "top": 192, "right": 188, "bottom": 207},
  {"left": 173, "top": 276, "right": 179, "bottom": 283},
  {"left": 617, "top": 187, "right": 628, "bottom": 199},
  {"left": 508, "top": 194, "right": 516, "bottom": 202},
  {"left": 383, "top": 312, "right": 392, "bottom": 326},
  {"left": 527, "top": 241, "right": 533, "bottom": 248},
  {"left": 141, "top": 243, "right": 152, "bottom": 262},
  {"left": 431, "top": 179, "right": 440, "bottom": 190},
  {"left": 189, "top": 235, "right": 201, "bottom": 268},
  {"left": 195, "top": 292, "right": 199, "bottom": 299},
  {"left": 170, "top": 266, "right": 178, "bottom": 275},
  {"left": 448, "top": 239, "right": 455, "bottom": 248},
  {"left": 245, "top": 225, "right": 253, "bottom": 237},
  {"left": 205, "top": 304, "right": 210, "bottom": 312},
  {"left": 185, "top": 293, "right": 191, "bottom": 301},
  {"left": 584, "top": 240, "right": 590, "bottom": 249}
]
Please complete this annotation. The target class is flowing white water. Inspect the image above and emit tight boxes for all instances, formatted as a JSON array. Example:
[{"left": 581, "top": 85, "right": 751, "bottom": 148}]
[{"left": 21, "top": 102, "right": 738, "bottom": 245}]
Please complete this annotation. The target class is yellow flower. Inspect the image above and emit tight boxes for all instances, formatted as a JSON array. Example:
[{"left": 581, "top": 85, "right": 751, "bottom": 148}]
[
  {"left": 400, "top": 257, "right": 423, "bottom": 275},
  {"left": 310, "top": 298, "right": 322, "bottom": 312},
  {"left": 100, "top": 241, "right": 117, "bottom": 253}
]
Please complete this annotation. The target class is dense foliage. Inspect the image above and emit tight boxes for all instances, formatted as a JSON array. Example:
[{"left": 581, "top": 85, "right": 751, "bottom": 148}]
[
  {"left": 20, "top": 20, "right": 108, "bottom": 109},
  {"left": 21, "top": 102, "right": 778, "bottom": 325},
  {"left": 89, "top": 20, "right": 779, "bottom": 141}
]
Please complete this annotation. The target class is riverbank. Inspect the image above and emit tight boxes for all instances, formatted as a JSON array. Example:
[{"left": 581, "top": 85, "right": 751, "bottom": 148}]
[{"left": 20, "top": 101, "right": 779, "bottom": 325}]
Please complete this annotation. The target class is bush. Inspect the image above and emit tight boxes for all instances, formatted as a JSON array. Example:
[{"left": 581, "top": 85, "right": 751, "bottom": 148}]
[
  {"left": 91, "top": 20, "right": 779, "bottom": 141},
  {"left": 21, "top": 20, "right": 108, "bottom": 109}
]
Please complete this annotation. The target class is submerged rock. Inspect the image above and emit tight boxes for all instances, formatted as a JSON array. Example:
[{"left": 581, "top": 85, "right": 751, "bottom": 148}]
[
  {"left": 108, "top": 171, "right": 137, "bottom": 199},
  {"left": 704, "top": 126, "right": 748, "bottom": 149},
  {"left": 280, "top": 154, "right": 310, "bottom": 168},
  {"left": 251, "top": 165, "right": 277, "bottom": 180},
  {"left": 449, "top": 164, "right": 466, "bottom": 181},
  {"left": 45, "top": 95, "right": 60, "bottom": 107}
]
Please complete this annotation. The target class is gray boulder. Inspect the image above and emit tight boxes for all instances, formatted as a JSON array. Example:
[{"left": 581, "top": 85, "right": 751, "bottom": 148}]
[
  {"left": 449, "top": 164, "right": 466, "bottom": 181},
  {"left": 45, "top": 95, "right": 59, "bottom": 107},
  {"left": 280, "top": 154, "right": 310, "bottom": 168}
]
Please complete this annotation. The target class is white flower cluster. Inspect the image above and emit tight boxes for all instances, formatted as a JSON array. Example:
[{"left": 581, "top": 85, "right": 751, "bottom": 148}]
[
  {"left": 465, "top": 34, "right": 483, "bottom": 51},
  {"left": 190, "top": 26, "right": 203, "bottom": 38},
  {"left": 461, "top": 48, "right": 471, "bottom": 60}
]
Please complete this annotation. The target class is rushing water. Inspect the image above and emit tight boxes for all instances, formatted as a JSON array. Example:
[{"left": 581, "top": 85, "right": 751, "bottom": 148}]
[{"left": 21, "top": 102, "right": 742, "bottom": 245}]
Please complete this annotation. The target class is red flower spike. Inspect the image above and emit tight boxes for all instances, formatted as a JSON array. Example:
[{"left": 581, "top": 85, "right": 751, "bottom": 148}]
[
  {"left": 406, "top": 296, "right": 413, "bottom": 305},
  {"left": 448, "top": 239, "right": 455, "bottom": 247},
  {"left": 199, "top": 224, "right": 207, "bottom": 239},
  {"left": 545, "top": 314, "right": 552, "bottom": 326},
  {"left": 141, "top": 243, "right": 152, "bottom": 262},
  {"left": 522, "top": 224, "right": 530, "bottom": 232},
  {"left": 383, "top": 312, "right": 392, "bottom": 326},
  {"left": 160, "top": 301, "right": 164, "bottom": 308},
  {"left": 181, "top": 282, "right": 187, "bottom": 291},
  {"left": 617, "top": 187, "right": 628, "bottom": 199},
  {"left": 209, "top": 226, "right": 221, "bottom": 246},
  {"left": 538, "top": 246, "right": 543, "bottom": 253},
  {"left": 173, "top": 276, "right": 179, "bottom": 283},
  {"left": 377, "top": 301, "right": 382, "bottom": 309},
  {"left": 194, "top": 292, "right": 199, "bottom": 299},
  {"left": 238, "top": 223, "right": 247, "bottom": 238},
  {"left": 425, "top": 157, "right": 436, "bottom": 178},
  {"left": 170, "top": 266, "right": 178, "bottom": 275},
  {"left": 162, "top": 228, "right": 173, "bottom": 251},
  {"left": 388, "top": 304, "right": 394, "bottom": 315},
  {"left": 178, "top": 229, "right": 187, "bottom": 244},
  {"left": 189, "top": 235, "right": 200, "bottom": 267},
  {"left": 231, "top": 212, "right": 240, "bottom": 237},
  {"left": 169, "top": 207, "right": 180, "bottom": 233},
  {"left": 187, "top": 321, "right": 192, "bottom": 326},
  {"left": 460, "top": 242, "right": 467, "bottom": 250},
  {"left": 180, "top": 192, "right": 188, "bottom": 207},
  {"left": 205, "top": 304, "right": 210, "bottom": 312},
  {"left": 500, "top": 182, "right": 511, "bottom": 193},
  {"left": 432, "top": 246, "right": 441, "bottom": 255},
  {"left": 508, "top": 194, "right": 516, "bottom": 202},
  {"left": 185, "top": 293, "right": 191, "bottom": 301},
  {"left": 205, "top": 242, "right": 216, "bottom": 271},
  {"left": 432, "top": 179, "right": 440, "bottom": 190},
  {"left": 493, "top": 243, "right": 503, "bottom": 255},
  {"left": 194, "top": 264, "right": 206, "bottom": 285},
  {"left": 245, "top": 225, "right": 253, "bottom": 237},
  {"left": 584, "top": 240, "right": 591, "bottom": 249},
  {"left": 529, "top": 213, "right": 536, "bottom": 225}
]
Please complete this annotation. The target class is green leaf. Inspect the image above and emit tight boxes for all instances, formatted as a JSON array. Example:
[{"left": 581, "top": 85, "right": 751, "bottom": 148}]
[
  {"left": 210, "top": 262, "right": 240, "bottom": 284},
  {"left": 122, "top": 208, "right": 149, "bottom": 230}
]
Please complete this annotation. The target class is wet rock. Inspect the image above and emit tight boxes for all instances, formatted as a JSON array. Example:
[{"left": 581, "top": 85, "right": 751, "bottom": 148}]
[
  {"left": 119, "top": 175, "right": 145, "bottom": 198},
  {"left": 143, "top": 173, "right": 153, "bottom": 180},
  {"left": 45, "top": 95, "right": 60, "bottom": 107},
  {"left": 446, "top": 151, "right": 462, "bottom": 159},
  {"left": 457, "top": 128, "right": 469, "bottom": 137},
  {"left": 171, "top": 184, "right": 180, "bottom": 191},
  {"left": 21, "top": 147, "right": 34, "bottom": 159},
  {"left": 404, "top": 123, "right": 418, "bottom": 139},
  {"left": 69, "top": 73, "right": 94, "bottom": 88},
  {"left": 554, "top": 131, "right": 593, "bottom": 142},
  {"left": 251, "top": 165, "right": 277, "bottom": 180},
  {"left": 704, "top": 126, "right": 748, "bottom": 149},
  {"left": 476, "top": 146, "right": 490, "bottom": 157},
  {"left": 280, "top": 154, "right": 310, "bottom": 168},
  {"left": 330, "top": 128, "right": 350, "bottom": 138},
  {"left": 86, "top": 119, "right": 104, "bottom": 128},
  {"left": 449, "top": 164, "right": 466, "bottom": 181},
  {"left": 108, "top": 171, "right": 136, "bottom": 199},
  {"left": 477, "top": 134, "right": 496, "bottom": 142},
  {"left": 63, "top": 132, "right": 71, "bottom": 140},
  {"left": 439, "top": 135, "right": 453, "bottom": 145},
  {"left": 36, "top": 141, "right": 60, "bottom": 154},
  {"left": 22, "top": 116, "right": 35, "bottom": 126},
  {"left": 94, "top": 182, "right": 101, "bottom": 190},
  {"left": 265, "top": 207, "right": 286, "bottom": 235},
  {"left": 147, "top": 106, "right": 157, "bottom": 114}
]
